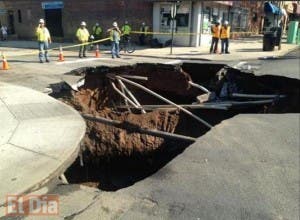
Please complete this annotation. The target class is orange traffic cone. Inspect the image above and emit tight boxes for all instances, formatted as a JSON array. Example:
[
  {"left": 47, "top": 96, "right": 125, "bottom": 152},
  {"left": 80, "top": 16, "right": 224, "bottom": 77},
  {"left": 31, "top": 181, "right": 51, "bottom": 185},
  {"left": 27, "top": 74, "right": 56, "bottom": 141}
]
[
  {"left": 58, "top": 45, "right": 65, "bottom": 62},
  {"left": 95, "top": 44, "right": 101, "bottom": 58},
  {"left": 2, "top": 54, "right": 9, "bottom": 70}
]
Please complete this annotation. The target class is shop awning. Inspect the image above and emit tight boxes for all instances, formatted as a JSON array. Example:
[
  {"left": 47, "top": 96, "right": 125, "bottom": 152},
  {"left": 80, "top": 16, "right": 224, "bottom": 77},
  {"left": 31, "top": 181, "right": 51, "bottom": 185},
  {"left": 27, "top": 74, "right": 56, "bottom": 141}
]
[{"left": 264, "top": 2, "right": 282, "bottom": 15}]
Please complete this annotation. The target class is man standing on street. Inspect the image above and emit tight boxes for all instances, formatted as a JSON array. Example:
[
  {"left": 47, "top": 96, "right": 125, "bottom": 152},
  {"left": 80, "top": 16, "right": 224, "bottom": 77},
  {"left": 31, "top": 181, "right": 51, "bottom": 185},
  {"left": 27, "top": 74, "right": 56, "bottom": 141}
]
[
  {"left": 139, "top": 22, "right": 149, "bottom": 45},
  {"left": 210, "top": 20, "right": 221, "bottom": 54},
  {"left": 36, "top": 19, "right": 51, "bottom": 63},
  {"left": 220, "top": 20, "right": 230, "bottom": 54},
  {"left": 91, "top": 22, "right": 102, "bottom": 49},
  {"left": 107, "top": 22, "right": 121, "bottom": 59},
  {"left": 76, "top": 21, "right": 90, "bottom": 58}
]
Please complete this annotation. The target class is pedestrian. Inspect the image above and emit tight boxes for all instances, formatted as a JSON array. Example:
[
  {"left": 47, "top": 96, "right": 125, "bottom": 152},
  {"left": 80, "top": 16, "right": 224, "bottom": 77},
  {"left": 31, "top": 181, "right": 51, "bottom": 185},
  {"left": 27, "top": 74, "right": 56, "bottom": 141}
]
[
  {"left": 36, "top": 19, "right": 51, "bottom": 63},
  {"left": 1, "top": 25, "right": 8, "bottom": 41},
  {"left": 76, "top": 21, "right": 90, "bottom": 58},
  {"left": 107, "top": 22, "right": 121, "bottom": 59},
  {"left": 220, "top": 20, "right": 230, "bottom": 54},
  {"left": 210, "top": 20, "right": 221, "bottom": 54},
  {"left": 139, "top": 22, "right": 149, "bottom": 45},
  {"left": 121, "top": 20, "right": 132, "bottom": 41},
  {"left": 90, "top": 22, "right": 102, "bottom": 49}
]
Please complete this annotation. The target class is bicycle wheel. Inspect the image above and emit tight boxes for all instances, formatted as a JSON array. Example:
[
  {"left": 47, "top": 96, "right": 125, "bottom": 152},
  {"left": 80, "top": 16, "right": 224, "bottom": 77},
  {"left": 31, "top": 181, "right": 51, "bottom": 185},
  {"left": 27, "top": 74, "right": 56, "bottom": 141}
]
[{"left": 126, "top": 42, "right": 135, "bottom": 53}]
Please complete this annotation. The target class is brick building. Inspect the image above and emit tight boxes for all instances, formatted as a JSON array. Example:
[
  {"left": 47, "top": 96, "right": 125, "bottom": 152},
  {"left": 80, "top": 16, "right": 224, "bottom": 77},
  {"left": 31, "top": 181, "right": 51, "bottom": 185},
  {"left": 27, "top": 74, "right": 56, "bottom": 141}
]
[{"left": 0, "top": 0, "right": 152, "bottom": 41}]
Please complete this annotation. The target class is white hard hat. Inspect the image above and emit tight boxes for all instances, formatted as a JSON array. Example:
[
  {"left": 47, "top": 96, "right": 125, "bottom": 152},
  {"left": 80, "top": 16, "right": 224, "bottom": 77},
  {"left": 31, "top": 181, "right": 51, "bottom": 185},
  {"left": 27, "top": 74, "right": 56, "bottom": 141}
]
[
  {"left": 224, "top": 21, "right": 229, "bottom": 25},
  {"left": 142, "top": 22, "right": 145, "bottom": 25},
  {"left": 95, "top": 23, "right": 99, "bottom": 26},
  {"left": 113, "top": 22, "right": 118, "bottom": 27},
  {"left": 81, "top": 21, "right": 86, "bottom": 26},
  {"left": 39, "top": 18, "right": 45, "bottom": 24}
]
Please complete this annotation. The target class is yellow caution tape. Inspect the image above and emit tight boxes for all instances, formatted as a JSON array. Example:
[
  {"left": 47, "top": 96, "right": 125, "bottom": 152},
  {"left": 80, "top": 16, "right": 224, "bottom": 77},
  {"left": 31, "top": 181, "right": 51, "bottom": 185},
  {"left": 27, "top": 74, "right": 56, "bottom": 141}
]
[{"left": 2, "top": 30, "right": 255, "bottom": 59}]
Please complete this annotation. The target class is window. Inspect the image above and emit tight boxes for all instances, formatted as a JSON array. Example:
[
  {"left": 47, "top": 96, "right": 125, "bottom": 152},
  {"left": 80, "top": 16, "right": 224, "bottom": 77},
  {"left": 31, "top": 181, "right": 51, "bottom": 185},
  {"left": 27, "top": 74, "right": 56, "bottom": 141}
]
[
  {"left": 176, "top": 14, "right": 189, "bottom": 27},
  {"left": 18, "top": 10, "right": 22, "bottom": 23}
]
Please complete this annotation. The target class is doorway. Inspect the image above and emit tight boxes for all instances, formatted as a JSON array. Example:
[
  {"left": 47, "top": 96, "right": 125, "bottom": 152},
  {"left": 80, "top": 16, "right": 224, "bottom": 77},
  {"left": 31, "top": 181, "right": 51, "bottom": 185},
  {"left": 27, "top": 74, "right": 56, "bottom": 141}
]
[
  {"left": 44, "top": 9, "right": 63, "bottom": 37},
  {"left": 8, "top": 10, "right": 15, "bottom": 34}
]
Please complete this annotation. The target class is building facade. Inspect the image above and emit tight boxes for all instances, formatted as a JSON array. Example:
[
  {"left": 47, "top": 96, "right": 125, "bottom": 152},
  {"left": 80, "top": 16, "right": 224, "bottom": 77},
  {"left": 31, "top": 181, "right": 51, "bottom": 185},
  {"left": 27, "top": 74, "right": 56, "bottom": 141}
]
[
  {"left": 151, "top": 0, "right": 264, "bottom": 46},
  {"left": 0, "top": 0, "right": 152, "bottom": 41}
]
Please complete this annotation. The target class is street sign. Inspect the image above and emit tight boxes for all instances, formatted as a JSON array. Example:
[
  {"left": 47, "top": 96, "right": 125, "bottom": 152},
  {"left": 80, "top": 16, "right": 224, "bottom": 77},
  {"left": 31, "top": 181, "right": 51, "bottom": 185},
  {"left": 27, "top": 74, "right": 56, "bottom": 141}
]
[{"left": 41, "top": 1, "right": 64, "bottom": 10}]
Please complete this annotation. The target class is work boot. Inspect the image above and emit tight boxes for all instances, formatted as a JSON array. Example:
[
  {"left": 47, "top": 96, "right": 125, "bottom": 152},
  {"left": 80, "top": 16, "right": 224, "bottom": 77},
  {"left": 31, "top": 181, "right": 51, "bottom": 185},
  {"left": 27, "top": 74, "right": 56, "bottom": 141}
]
[
  {"left": 116, "top": 55, "right": 121, "bottom": 58},
  {"left": 79, "top": 55, "right": 82, "bottom": 58},
  {"left": 46, "top": 59, "right": 50, "bottom": 63},
  {"left": 225, "top": 51, "right": 230, "bottom": 54},
  {"left": 39, "top": 60, "right": 43, "bottom": 63}
]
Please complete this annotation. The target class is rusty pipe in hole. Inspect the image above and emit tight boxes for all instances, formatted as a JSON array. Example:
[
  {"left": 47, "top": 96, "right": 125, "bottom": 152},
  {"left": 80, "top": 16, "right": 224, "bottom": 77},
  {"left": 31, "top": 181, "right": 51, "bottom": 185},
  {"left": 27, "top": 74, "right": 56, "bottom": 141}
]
[{"left": 82, "top": 114, "right": 197, "bottom": 143}]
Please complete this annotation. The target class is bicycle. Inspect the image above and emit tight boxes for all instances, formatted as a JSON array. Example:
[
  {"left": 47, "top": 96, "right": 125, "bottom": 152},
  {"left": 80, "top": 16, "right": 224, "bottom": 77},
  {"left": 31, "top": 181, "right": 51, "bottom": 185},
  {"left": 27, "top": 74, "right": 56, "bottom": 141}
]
[{"left": 119, "top": 35, "right": 135, "bottom": 53}]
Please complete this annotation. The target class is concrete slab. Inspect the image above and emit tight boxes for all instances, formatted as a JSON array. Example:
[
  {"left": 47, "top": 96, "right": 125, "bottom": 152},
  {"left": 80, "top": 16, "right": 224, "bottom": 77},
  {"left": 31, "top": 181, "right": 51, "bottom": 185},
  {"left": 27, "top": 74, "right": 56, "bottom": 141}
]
[{"left": 0, "top": 82, "right": 86, "bottom": 208}]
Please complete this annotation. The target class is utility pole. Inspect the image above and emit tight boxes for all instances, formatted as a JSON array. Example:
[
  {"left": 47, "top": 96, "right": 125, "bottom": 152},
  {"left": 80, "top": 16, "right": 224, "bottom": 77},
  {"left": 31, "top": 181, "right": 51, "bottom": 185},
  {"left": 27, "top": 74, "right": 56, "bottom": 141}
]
[{"left": 170, "top": 1, "right": 177, "bottom": 55}]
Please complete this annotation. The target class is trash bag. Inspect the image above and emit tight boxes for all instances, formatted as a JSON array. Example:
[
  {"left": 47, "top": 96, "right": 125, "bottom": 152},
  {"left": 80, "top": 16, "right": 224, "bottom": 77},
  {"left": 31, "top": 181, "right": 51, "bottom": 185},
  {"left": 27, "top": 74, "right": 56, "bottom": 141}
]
[{"left": 150, "top": 38, "right": 163, "bottom": 48}]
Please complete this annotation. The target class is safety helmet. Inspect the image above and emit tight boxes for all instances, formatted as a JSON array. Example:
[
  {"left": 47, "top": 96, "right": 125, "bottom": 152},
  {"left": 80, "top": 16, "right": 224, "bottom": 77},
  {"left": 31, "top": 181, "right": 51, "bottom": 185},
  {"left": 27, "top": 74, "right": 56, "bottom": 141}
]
[
  {"left": 95, "top": 22, "right": 99, "bottom": 26},
  {"left": 142, "top": 22, "right": 145, "bottom": 26},
  {"left": 224, "top": 21, "right": 229, "bottom": 25},
  {"left": 216, "top": 19, "right": 221, "bottom": 24},
  {"left": 113, "top": 22, "right": 118, "bottom": 27},
  {"left": 80, "top": 21, "right": 86, "bottom": 26},
  {"left": 125, "top": 21, "right": 128, "bottom": 24},
  {"left": 39, "top": 18, "right": 45, "bottom": 24}
]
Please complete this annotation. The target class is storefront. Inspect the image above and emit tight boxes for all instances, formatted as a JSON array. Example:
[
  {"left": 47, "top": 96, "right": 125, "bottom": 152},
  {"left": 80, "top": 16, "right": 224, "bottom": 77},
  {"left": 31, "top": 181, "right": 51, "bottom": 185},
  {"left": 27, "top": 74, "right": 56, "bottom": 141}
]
[
  {"left": 152, "top": 1, "right": 233, "bottom": 47},
  {"left": 152, "top": 1, "right": 194, "bottom": 46}
]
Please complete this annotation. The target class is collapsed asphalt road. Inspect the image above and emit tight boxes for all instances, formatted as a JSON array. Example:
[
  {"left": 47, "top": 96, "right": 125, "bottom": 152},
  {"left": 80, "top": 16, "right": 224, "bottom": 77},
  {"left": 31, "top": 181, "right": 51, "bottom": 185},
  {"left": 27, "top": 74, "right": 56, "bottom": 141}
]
[{"left": 48, "top": 62, "right": 300, "bottom": 191}]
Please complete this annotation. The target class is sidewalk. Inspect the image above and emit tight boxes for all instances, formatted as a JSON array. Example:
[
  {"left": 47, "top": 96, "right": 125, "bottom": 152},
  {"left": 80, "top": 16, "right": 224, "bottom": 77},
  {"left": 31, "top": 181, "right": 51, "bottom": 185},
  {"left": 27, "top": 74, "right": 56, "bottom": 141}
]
[
  {"left": 0, "top": 36, "right": 299, "bottom": 61},
  {"left": 0, "top": 82, "right": 86, "bottom": 207},
  {"left": 124, "top": 37, "right": 299, "bottom": 61}
]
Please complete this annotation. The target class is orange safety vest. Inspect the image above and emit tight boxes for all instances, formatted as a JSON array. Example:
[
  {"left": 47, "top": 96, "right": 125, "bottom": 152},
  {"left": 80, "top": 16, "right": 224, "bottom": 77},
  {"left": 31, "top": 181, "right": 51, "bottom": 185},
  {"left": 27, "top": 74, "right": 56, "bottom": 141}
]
[
  {"left": 211, "top": 25, "right": 221, "bottom": 38},
  {"left": 220, "top": 26, "right": 230, "bottom": 39}
]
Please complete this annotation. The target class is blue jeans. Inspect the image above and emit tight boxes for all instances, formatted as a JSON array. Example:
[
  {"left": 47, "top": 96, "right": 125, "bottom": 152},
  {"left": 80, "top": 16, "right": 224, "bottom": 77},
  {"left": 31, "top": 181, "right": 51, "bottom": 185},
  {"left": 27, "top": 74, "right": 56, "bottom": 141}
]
[
  {"left": 111, "top": 41, "right": 120, "bottom": 57},
  {"left": 38, "top": 41, "right": 49, "bottom": 61},
  {"left": 221, "top": 38, "right": 229, "bottom": 53}
]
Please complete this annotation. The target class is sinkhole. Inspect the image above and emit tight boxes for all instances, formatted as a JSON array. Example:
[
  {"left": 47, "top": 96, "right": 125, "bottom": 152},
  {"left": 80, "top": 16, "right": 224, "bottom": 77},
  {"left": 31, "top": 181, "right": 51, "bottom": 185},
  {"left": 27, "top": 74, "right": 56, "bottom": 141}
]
[{"left": 50, "top": 63, "right": 300, "bottom": 191}]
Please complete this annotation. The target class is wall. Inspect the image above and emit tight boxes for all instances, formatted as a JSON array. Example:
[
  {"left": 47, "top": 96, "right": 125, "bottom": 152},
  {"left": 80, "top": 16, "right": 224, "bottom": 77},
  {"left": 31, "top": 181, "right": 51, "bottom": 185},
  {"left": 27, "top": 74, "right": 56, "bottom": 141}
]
[{"left": 2, "top": 0, "right": 152, "bottom": 41}]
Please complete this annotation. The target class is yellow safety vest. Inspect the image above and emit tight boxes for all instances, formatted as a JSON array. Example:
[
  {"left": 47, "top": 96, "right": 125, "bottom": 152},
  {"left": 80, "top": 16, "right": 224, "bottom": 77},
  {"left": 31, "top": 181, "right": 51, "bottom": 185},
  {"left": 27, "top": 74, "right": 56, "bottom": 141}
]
[
  {"left": 121, "top": 25, "right": 131, "bottom": 35},
  {"left": 76, "top": 28, "right": 90, "bottom": 42},
  {"left": 220, "top": 26, "right": 230, "bottom": 39},
  {"left": 110, "top": 29, "right": 121, "bottom": 42},
  {"left": 92, "top": 26, "right": 102, "bottom": 36},
  {"left": 36, "top": 27, "right": 50, "bottom": 42},
  {"left": 211, "top": 25, "right": 221, "bottom": 38}
]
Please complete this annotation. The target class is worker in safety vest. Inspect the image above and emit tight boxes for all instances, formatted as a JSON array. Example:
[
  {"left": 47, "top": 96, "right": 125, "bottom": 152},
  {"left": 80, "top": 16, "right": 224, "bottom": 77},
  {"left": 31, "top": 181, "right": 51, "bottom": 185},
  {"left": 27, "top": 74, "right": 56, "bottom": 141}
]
[
  {"left": 76, "top": 21, "right": 90, "bottom": 58},
  {"left": 139, "top": 22, "right": 149, "bottom": 45},
  {"left": 36, "top": 18, "right": 52, "bottom": 63},
  {"left": 220, "top": 20, "right": 230, "bottom": 54},
  {"left": 90, "top": 22, "right": 102, "bottom": 49},
  {"left": 121, "top": 21, "right": 132, "bottom": 41},
  {"left": 209, "top": 20, "right": 221, "bottom": 54},
  {"left": 107, "top": 22, "right": 121, "bottom": 58}
]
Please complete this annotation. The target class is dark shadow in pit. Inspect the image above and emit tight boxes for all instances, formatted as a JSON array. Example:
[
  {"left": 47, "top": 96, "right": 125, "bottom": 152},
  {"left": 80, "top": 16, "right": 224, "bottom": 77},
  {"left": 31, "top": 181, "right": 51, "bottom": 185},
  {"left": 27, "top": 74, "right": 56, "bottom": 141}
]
[{"left": 62, "top": 63, "right": 299, "bottom": 191}]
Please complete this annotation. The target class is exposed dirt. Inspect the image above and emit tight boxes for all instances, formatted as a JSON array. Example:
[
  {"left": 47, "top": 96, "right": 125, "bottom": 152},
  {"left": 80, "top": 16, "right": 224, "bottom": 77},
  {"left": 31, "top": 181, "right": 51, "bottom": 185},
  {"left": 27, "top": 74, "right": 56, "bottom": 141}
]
[{"left": 52, "top": 63, "right": 300, "bottom": 191}]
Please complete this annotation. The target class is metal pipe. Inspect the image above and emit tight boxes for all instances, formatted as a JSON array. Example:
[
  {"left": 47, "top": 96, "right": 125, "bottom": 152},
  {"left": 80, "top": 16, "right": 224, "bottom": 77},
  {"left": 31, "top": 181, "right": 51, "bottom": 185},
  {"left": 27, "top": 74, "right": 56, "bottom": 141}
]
[
  {"left": 119, "top": 74, "right": 148, "bottom": 81},
  {"left": 111, "top": 82, "right": 140, "bottom": 109},
  {"left": 117, "top": 79, "right": 146, "bottom": 114},
  {"left": 115, "top": 76, "right": 213, "bottom": 129},
  {"left": 118, "top": 80, "right": 132, "bottom": 113},
  {"left": 117, "top": 104, "right": 229, "bottom": 110},
  {"left": 188, "top": 81, "right": 210, "bottom": 93},
  {"left": 231, "top": 93, "right": 286, "bottom": 99},
  {"left": 82, "top": 114, "right": 196, "bottom": 143}
]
